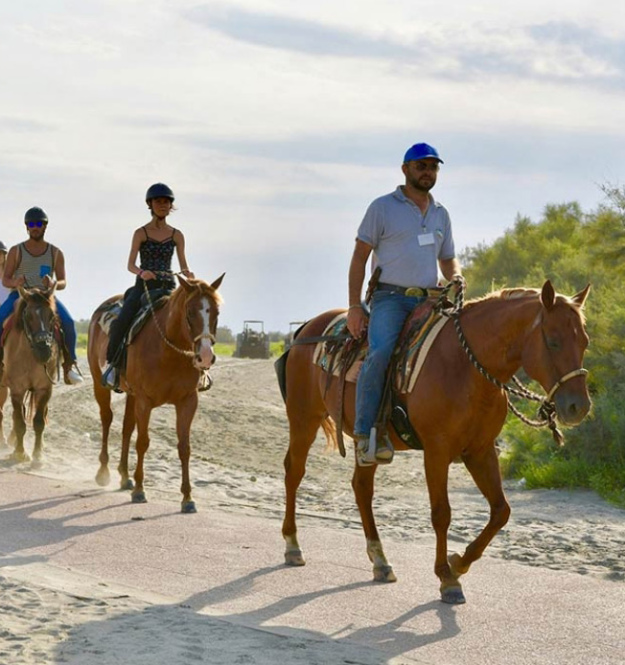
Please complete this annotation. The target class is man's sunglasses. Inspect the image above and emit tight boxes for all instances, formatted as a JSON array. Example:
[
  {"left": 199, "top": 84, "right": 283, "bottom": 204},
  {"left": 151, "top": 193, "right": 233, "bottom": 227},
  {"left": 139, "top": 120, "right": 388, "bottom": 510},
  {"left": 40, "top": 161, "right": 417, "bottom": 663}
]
[{"left": 26, "top": 221, "right": 47, "bottom": 228}]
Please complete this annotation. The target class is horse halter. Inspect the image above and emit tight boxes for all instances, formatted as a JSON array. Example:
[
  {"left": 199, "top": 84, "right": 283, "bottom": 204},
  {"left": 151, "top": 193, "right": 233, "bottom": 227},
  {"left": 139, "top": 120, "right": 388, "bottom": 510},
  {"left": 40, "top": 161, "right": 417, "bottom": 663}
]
[
  {"left": 439, "top": 279, "right": 587, "bottom": 444},
  {"left": 22, "top": 303, "right": 56, "bottom": 352},
  {"left": 142, "top": 278, "right": 217, "bottom": 360}
]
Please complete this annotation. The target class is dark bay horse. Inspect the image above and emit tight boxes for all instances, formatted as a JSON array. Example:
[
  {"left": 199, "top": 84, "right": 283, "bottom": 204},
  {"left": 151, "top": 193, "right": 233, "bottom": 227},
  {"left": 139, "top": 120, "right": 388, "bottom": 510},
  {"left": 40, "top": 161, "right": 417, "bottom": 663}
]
[
  {"left": 87, "top": 274, "right": 224, "bottom": 513},
  {"left": 1, "top": 286, "right": 60, "bottom": 463},
  {"left": 281, "top": 280, "right": 591, "bottom": 604}
]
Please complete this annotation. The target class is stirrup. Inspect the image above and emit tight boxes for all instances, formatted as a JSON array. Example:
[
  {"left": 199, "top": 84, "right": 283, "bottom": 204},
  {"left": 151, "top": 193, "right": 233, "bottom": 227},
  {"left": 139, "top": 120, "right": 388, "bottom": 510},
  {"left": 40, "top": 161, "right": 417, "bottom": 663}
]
[
  {"left": 101, "top": 364, "right": 122, "bottom": 392},
  {"left": 355, "top": 427, "right": 394, "bottom": 467}
]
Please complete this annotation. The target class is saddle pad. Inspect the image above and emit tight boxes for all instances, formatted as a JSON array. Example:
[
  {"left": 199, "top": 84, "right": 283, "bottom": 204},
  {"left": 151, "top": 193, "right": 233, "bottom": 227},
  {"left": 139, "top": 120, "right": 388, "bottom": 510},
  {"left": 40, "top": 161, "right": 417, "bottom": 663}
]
[
  {"left": 96, "top": 294, "right": 169, "bottom": 343},
  {"left": 395, "top": 315, "right": 450, "bottom": 393},
  {"left": 313, "top": 314, "right": 365, "bottom": 383},
  {"left": 98, "top": 299, "right": 123, "bottom": 336}
]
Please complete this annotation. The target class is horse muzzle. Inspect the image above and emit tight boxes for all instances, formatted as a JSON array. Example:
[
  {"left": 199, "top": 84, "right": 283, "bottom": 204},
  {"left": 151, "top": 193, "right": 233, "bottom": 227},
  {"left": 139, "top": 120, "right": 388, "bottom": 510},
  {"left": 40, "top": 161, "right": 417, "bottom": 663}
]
[
  {"left": 554, "top": 391, "right": 591, "bottom": 426},
  {"left": 33, "top": 338, "right": 54, "bottom": 364}
]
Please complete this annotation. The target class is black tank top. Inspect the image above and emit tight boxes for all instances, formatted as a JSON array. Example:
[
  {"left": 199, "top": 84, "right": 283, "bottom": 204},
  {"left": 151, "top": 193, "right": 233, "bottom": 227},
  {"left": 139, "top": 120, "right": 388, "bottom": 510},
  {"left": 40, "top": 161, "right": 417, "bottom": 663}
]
[{"left": 139, "top": 227, "right": 176, "bottom": 288}]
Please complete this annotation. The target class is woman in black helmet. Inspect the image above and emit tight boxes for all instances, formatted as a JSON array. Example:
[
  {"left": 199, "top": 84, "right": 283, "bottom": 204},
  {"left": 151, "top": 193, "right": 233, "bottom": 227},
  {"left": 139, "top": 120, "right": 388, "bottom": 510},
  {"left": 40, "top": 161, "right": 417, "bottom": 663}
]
[{"left": 102, "top": 183, "right": 194, "bottom": 389}]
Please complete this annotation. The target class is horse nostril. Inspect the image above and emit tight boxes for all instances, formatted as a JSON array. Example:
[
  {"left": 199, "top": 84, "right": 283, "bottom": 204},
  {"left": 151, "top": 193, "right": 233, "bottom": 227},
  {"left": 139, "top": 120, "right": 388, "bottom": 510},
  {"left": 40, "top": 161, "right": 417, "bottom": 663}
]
[{"left": 195, "top": 354, "right": 202, "bottom": 365}]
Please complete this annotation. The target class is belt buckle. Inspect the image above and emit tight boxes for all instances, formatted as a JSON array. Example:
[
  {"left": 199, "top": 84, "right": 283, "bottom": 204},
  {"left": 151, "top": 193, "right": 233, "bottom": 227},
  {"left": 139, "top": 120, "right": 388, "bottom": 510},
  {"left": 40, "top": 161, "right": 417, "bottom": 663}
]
[{"left": 405, "top": 286, "right": 425, "bottom": 297}]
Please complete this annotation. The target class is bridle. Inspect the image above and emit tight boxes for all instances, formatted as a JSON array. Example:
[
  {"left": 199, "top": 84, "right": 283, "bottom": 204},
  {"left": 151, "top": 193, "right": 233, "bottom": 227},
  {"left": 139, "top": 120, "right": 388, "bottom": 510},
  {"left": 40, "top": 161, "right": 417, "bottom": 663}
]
[
  {"left": 142, "top": 275, "right": 217, "bottom": 360},
  {"left": 438, "top": 278, "right": 587, "bottom": 445},
  {"left": 20, "top": 299, "right": 59, "bottom": 384}
]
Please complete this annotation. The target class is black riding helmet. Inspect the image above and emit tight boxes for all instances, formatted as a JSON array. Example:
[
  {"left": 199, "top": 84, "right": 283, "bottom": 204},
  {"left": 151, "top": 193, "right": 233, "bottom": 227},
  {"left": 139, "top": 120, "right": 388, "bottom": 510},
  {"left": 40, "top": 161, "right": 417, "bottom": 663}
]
[
  {"left": 145, "top": 183, "right": 175, "bottom": 202},
  {"left": 24, "top": 207, "right": 49, "bottom": 224}
]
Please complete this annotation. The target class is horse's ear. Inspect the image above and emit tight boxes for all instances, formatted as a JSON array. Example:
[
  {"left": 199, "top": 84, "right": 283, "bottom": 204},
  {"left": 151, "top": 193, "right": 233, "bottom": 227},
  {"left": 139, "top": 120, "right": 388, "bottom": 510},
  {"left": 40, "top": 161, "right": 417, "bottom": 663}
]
[
  {"left": 572, "top": 284, "right": 591, "bottom": 308},
  {"left": 541, "top": 280, "right": 556, "bottom": 310},
  {"left": 17, "top": 285, "right": 28, "bottom": 300},
  {"left": 176, "top": 273, "right": 195, "bottom": 292},
  {"left": 211, "top": 272, "right": 225, "bottom": 291}
]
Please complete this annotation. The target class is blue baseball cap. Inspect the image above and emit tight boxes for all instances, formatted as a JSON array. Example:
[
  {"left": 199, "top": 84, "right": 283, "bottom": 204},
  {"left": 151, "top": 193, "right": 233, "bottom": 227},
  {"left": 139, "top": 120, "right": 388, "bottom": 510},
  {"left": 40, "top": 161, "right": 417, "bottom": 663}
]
[{"left": 403, "top": 143, "right": 443, "bottom": 164}]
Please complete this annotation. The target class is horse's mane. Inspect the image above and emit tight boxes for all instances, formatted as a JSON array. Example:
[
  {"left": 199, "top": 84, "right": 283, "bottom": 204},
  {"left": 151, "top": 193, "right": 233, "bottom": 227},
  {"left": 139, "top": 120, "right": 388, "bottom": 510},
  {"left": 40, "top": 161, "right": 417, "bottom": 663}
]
[{"left": 463, "top": 286, "right": 586, "bottom": 321}]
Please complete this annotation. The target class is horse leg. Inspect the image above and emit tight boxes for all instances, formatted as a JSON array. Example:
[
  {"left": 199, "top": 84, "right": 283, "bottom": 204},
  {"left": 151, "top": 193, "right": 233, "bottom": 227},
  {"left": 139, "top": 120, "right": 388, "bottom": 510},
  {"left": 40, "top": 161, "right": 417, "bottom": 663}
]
[
  {"left": 94, "top": 383, "right": 114, "bottom": 487},
  {"left": 10, "top": 392, "right": 29, "bottom": 463},
  {"left": 175, "top": 392, "right": 199, "bottom": 514},
  {"left": 131, "top": 398, "right": 152, "bottom": 504},
  {"left": 351, "top": 463, "right": 397, "bottom": 582},
  {"left": 448, "top": 445, "right": 510, "bottom": 580},
  {"left": 31, "top": 390, "right": 51, "bottom": 463},
  {"left": 118, "top": 395, "right": 136, "bottom": 491},
  {"left": 423, "top": 451, "right": 465, "bottom": 604},
  {"left": 282, "top": 411, "right": 326, "bottom": 566}
]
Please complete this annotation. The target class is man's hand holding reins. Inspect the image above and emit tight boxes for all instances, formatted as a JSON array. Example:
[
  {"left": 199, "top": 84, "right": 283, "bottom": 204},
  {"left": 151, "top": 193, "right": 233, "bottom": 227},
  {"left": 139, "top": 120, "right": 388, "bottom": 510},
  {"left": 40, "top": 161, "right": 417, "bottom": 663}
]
[{"left": 347, "top": 305, "right": 368, "bottom": 339}]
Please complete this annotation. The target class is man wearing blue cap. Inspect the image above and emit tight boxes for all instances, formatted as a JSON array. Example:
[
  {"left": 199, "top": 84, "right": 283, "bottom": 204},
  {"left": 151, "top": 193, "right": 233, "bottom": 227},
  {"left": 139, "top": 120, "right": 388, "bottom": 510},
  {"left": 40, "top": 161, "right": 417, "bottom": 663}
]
[{"left": 346, "top": 142, "right": 462, "bottom": 466}]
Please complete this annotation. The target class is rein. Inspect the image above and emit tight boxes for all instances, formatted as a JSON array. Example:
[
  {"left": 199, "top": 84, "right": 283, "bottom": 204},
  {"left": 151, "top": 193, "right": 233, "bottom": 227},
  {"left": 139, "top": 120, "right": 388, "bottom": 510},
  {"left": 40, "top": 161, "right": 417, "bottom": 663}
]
[
  {"left": 141, "top": 273, "right": 214, "bottom": 359},
  {"left": 439, "top": 278, "right": 586, "bottom": 445}
]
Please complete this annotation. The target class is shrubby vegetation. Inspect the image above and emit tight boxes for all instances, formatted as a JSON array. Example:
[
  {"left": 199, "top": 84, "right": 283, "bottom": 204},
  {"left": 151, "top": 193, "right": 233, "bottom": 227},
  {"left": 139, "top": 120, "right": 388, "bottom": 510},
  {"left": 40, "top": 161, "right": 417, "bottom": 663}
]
[{"left": 461, "top": 186, "right": 625, "bottom": 506}]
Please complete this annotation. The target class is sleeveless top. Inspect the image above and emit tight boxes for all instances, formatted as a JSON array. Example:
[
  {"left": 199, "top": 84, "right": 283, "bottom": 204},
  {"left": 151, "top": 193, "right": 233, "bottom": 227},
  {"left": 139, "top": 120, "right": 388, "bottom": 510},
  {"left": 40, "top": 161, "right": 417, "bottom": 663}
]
[
  {"left": 139, "top": 226, "right": 177, "bottom": 288},
  {"left": 14, "top": 242, "right": 56, "bottom": 288}
]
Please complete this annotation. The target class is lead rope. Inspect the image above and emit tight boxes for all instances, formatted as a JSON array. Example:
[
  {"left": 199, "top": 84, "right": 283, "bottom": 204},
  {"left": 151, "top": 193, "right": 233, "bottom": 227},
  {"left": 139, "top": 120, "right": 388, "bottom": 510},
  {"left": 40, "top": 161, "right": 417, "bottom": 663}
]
[{"left": 437, "top": 277, "right": 565, "bottom": 445}]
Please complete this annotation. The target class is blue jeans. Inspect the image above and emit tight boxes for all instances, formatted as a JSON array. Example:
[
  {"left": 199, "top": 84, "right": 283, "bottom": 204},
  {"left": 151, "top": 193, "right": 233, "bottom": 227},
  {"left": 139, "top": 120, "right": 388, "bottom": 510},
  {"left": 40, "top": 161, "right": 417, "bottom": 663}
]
[
  {"left": 354, "top": 290, "right": 425, "bottom": 436},
  {"left": 0, "top": 290, "right": 78, "bottom": 362}
]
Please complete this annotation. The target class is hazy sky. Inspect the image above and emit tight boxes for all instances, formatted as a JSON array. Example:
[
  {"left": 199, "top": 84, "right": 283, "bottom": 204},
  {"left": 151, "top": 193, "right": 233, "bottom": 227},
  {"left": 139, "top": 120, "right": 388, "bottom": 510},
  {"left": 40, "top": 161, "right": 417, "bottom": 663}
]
[{"left": 1, "top": 0, "right": 624, "bottom": 332}]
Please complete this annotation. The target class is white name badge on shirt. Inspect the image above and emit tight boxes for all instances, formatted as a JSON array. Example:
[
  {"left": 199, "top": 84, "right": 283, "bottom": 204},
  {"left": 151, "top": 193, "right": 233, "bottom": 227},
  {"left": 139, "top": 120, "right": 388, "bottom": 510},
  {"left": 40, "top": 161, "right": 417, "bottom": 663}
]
[{"left": 418, "top": 233, "right": 435, "bottom": 246}]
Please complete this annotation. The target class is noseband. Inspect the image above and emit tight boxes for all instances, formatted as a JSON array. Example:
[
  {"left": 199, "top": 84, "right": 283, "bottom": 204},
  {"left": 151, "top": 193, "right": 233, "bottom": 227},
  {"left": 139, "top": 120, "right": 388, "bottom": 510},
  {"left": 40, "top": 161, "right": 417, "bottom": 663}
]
[{"left": 545, "top": 368, "right": 588, "bottom": 401}]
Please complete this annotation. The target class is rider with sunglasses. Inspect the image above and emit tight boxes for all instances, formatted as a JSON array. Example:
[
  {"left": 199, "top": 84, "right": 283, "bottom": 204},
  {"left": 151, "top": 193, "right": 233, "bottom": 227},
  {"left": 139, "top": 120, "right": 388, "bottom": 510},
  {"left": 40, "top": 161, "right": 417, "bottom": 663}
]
[
  {"left": 0, "top": 207, "right": 83, "bottom": 385},
  {"left": 346, "top": 143, "right": 463, "bottom": 466}
]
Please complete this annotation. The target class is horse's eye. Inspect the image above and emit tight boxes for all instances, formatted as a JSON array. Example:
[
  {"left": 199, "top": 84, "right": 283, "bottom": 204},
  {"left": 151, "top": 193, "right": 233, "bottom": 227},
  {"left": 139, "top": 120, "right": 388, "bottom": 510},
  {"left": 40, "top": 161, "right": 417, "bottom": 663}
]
[{"left": 546, "top": 337, "right": 560, "bottom": 351}]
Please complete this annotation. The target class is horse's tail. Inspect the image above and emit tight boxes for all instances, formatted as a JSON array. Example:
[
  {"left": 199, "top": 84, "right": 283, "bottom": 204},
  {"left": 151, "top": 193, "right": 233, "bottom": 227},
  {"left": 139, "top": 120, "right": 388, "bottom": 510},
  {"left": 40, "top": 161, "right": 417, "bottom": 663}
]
[{"left": 320, "top": 413, "right": 338, "bottom": 454}]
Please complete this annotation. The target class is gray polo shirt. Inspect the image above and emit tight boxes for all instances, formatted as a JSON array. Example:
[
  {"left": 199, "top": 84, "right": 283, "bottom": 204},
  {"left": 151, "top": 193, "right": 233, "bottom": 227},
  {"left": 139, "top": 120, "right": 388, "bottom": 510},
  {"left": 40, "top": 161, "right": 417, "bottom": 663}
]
[{"left": 357, "top": 186, "right": 456, "bottom": 288}]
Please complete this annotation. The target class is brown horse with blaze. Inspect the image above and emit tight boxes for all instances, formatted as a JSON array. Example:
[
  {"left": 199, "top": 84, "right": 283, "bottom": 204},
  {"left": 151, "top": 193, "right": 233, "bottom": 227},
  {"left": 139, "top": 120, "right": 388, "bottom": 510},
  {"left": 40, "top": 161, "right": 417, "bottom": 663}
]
[{"left": 88, "top": 273, "right": 224, "bottom": 513}]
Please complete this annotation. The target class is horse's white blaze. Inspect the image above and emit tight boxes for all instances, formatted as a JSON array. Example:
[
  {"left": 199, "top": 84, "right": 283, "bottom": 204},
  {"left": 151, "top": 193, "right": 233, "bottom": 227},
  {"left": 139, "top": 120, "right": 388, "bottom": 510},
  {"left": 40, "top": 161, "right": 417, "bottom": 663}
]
[{"left": 195, "top": 297, "right": 214, "bottom": 369}]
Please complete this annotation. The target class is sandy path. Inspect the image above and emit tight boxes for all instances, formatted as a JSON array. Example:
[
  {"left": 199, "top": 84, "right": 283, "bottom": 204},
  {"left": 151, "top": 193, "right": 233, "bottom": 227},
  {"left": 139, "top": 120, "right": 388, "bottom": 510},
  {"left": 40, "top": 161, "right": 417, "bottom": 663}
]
[{"left": 3, "top": 356, "right": 623, "bottom": 581}]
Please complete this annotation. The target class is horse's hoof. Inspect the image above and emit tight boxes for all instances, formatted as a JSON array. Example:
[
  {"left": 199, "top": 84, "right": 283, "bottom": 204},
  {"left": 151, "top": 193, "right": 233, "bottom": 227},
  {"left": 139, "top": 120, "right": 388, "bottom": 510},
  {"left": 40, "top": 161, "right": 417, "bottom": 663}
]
[
  {"left": 441, "top": 586, "right": 466, "bottom": 604},
  {"left": 181, "top": 501, "right": 197, "bottom": 514},
  {"left": 120, "top": 479, "right": 134, "bottom": 491},
  {"left": 373, "top": 565, "right": 397, "bottom": 583},
  {"left": 95, "top": 468, "right": 111, "bottom": 487},
  {"left": 131, "top": 491, "right": 147, "bottom": 504},
  {"left": 30, "top": 458, "right": 43, "bottom": 471},
  {"left": 285, "top": 549, "right": 306, "bottom": 566},
  {"left": 10, "top": 451, "right": 30, "bottom": 463}
]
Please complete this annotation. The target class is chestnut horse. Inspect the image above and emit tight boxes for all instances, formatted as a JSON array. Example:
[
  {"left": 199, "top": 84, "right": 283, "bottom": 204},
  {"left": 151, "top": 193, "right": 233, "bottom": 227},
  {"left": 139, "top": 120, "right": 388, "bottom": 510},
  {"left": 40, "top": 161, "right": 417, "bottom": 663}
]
[
  {"left": 87, "top": 274, "right": 224, "bottom": 513},
  {"left": 280, "top": 280, "right": 591, "bottom": 604},
  {"left": 1, "top": 286, "right": 60, "bottom": 463}
]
